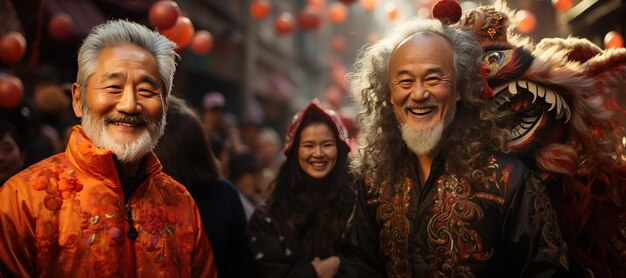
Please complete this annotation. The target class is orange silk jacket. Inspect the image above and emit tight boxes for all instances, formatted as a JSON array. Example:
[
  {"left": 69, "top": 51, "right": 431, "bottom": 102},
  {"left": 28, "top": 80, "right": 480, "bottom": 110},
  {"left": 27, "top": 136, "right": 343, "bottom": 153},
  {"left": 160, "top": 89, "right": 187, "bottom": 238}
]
[{"left": 0, "top": 126, "right": 217, "bottom": 277}]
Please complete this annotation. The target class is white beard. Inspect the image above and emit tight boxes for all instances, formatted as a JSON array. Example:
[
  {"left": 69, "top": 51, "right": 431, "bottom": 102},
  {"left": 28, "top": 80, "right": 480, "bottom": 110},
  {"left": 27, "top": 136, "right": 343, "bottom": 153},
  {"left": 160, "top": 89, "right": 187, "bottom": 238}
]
[
  {"left": 81, "top": 107, "right": 166, "bottom": 163},
  {"left": 400, "top": 105, "right": 456, "bottom": 155},
  {"left": 401, "top": 121, "right": 444, "bottom": 155}
]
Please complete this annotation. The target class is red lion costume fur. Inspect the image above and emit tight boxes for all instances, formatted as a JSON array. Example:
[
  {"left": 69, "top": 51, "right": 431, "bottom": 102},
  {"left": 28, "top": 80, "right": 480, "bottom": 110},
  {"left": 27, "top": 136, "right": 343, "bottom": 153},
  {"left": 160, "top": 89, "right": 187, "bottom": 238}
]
[{"left": 432, "top": 0, "right": 626, "bottom": 276}]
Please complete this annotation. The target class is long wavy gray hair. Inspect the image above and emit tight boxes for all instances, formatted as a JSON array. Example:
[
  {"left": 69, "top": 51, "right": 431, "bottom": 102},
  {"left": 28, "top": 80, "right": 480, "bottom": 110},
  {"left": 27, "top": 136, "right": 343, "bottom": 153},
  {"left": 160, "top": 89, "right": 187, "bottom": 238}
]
[
  {"left": 76, "top": 19, "right": 179, "bottom": 99},
  {"left": 348, "top": 17, "right": 509, "bottom": 193}
]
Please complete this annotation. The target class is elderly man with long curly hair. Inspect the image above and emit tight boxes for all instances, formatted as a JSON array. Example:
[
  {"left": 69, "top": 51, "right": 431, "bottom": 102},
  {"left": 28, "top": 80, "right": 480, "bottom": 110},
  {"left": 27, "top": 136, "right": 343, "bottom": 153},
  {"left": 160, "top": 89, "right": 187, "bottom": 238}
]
[{"left": 338, "top": 17, "right": 570, "bottom": 277}]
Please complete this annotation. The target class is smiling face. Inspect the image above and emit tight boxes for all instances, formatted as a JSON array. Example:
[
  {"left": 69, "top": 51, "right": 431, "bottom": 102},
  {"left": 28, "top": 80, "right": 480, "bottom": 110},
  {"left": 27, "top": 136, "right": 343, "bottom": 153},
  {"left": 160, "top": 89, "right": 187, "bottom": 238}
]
[
  {"left": 388, "top": 32, "right": 460, "bottom": 155},
  {"left": 297, "top": 122, "right": 338, "bottom": 179},
  {"left": 71, "top": 44, "right": 166, "bottom": 163}
]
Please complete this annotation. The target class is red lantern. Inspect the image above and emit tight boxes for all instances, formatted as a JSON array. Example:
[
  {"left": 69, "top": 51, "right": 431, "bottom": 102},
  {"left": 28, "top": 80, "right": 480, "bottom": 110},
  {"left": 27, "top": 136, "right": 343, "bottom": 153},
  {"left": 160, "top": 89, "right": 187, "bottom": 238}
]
[
  {"left": 160, "top": 16, "right": 195, "bottom": 49},
  {"left": 360, "top": 0, "right": 378, "bottom": 11},
  {"left": 339, "top": 0, "right": 357, "bottom": 4},
  {"left": 552, "top": 0, "right": 573, "bottom": 12},
  {"left": 604, "top": 31, "right": 624, "bottom": 49},
  {"left": 328, "top": 3, "right": 348, "bottom": 24},
  {"left": 274, "top": 13, "right": 295, "bottom": 36},
  {"left": 0, "top": 32, "right": 27, "bottom": 65},
  {"left": 148, "top": 1, "right": 181, "bottom": 30},
  {"left": 308, "top": 0, "right": 325, "bottom": 9},
  {"left": 48, "top": 13, "right": 73, "bottom": 40},
  {"left": 515, "top": 10, "right": 536, "bottom": 34},
  {"left": 250, "top": 0, "right": 271, "bottom": 20},
  {"left": 0, "top": 74, "right": 24, "bottom": 108},
  {"left": 385, "top": 3, "right": 399, "bottom": 22},
  {"left": 191, "top": 30, "right": 214, "bottom": 55},
  {"left": 298, "top": 7, "right": 322, "bottom": 31}
]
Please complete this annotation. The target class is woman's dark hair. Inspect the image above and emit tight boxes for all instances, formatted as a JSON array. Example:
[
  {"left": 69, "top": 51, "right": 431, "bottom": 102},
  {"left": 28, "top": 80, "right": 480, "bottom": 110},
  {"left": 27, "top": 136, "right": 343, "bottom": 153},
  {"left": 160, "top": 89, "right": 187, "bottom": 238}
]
[
  {"left": 267, "top": 110, "right": 354, "bottom": 258},
  {"left": 154, "top": 96, "right": 221, "bottom": 188}
]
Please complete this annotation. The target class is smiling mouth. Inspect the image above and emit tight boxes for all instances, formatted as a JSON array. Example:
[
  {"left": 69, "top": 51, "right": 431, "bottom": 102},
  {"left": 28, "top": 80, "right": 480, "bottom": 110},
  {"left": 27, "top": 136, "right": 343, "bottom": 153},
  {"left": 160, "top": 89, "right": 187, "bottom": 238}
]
[
  {"left": 110, "top": 122, "right": 145, "bottom": 127},
  {"left": 310, "top": 161, "right": 328, "bottom": 168},
  {"left": 407, "top": 106, "right": 436, "bottom": 116},
  {"left": 492, "top": 80, "right": 571, "bottom": 148}
]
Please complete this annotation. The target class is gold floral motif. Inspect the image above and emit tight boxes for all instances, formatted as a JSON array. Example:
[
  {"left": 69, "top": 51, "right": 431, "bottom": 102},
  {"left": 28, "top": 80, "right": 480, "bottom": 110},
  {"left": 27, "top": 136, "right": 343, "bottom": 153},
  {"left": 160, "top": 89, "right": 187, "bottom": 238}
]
[
  {"left": 428, "top": 175, "right": 492, "bottom": 277},
  {"left": 373, "top": 175, "right": 413, "bottom": 278}
]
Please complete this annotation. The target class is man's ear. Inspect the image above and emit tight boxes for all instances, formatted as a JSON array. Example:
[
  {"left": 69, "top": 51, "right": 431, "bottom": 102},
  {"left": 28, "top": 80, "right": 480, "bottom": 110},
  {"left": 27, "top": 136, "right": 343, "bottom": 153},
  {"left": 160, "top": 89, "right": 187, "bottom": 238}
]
[{"left": 71, "top": 83, "right": 83, "bottom": 118}]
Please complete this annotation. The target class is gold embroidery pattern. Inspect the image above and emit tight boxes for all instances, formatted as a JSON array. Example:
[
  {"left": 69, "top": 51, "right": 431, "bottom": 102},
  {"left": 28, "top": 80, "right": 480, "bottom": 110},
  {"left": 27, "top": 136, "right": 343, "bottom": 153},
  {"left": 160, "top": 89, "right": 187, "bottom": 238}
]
[
  {"left": 428, "top": 175, "right": 493, "bottom": 277},
  {"left": 374, "top": 176, "right": 413, "bottom": 278},
  {"left": 527, "top": 175, "right": 570, "bottom": 269}
]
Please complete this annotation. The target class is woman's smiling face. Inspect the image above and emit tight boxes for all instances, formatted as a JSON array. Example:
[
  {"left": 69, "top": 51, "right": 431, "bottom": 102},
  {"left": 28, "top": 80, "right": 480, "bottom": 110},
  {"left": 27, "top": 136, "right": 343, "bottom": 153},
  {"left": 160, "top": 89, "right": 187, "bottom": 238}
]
[{"left": 297, "top": 122, "right": 338, "bottom": 179}]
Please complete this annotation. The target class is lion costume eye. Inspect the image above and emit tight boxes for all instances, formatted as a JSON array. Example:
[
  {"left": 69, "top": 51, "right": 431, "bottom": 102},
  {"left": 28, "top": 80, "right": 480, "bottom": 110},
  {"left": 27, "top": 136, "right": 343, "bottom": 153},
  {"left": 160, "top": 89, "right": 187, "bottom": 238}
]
[{"left": 482, "top": 50, "right": 513, "bottom": 78}]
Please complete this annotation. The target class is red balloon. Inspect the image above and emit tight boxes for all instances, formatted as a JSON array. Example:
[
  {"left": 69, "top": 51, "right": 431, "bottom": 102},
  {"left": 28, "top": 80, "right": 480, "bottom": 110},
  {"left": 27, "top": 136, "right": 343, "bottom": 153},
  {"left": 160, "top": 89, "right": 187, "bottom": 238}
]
[
  {"left": 148, "top": 1, "right": 181, "bottom": 30},
  {"left": 552, "top": 0, "right": 573, "bottom": 12},
  {"left": 604, "top": 31, "right": 624, "bottom": 49},
  {"left": 298, "top": 7, "right": 322, "bottom": 31},
  {"left": 160, "top": 16, "right": 195, "bottom": 49},
  {"left": 191, "top": 30, "right": 214, "bottom": 55},
  {"left": 328, "top": 3, "right": 348, "bottom": 24},
  {"left": 48, "top": 13, "right": 73, "bottom": 40},
  {"left": 0, "top": 32, "right": 27, "bottom": 65},
  {"left": 515, "top": 10, "right": 537, "bottom": 34},
  {"left": 0, "top": 74, "right": 24, "bottom": 108},
  {"left": 250, "top": 0, "right": 271, "bottom": 20},
  {"left": 274, "top": 13, "right": 294, "bottom": 36}
]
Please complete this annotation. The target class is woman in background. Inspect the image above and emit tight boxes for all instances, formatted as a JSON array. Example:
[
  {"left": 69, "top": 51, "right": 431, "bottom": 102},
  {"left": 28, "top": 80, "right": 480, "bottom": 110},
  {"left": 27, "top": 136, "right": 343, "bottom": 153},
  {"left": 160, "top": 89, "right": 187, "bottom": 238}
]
[
  {"left": 247, "top": 102, "right": 354, "bottom": 278},
  {"left": 154, "top": 96, "right": 256, "bottom": 278}
]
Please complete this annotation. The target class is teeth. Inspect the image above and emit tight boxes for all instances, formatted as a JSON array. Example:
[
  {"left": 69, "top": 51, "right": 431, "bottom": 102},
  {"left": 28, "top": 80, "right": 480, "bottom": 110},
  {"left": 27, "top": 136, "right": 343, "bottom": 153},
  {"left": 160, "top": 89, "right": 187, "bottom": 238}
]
[
  {"left": 409, "top": 107, "right": 434, "bottom": 114},
  {"left": 496, "top": 80, "right": 572, "bottom": 123}
]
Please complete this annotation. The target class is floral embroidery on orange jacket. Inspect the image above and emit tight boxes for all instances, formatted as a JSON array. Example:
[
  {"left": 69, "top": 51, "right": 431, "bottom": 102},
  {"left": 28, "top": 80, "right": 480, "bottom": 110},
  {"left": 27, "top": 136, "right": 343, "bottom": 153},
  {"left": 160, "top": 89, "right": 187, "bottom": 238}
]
[{"left": 0, "top": 126, "right": 217, "bottom": 278}]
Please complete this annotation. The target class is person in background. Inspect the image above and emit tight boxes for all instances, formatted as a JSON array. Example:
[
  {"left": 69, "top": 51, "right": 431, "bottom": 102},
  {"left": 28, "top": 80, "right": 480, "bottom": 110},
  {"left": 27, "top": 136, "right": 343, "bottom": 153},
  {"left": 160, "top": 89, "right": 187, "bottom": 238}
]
[
  {"left": 338, "top": 17, "right": 568, "bottom": 277},
  {"left": 0, "top": 120, "right": 25, "bottom": 185},
  {"left": 0, "top": 20, "right": 216, "bottom": 277},
  {"left": 255, "top": 127, "right": 284, "bottom": 201},
  {"left": 154, "top": 96, "right": 256, "bottom": 278},
  {"left": 247, "top": 102, "right": 355, "bottom": 278},
  {"left": 228, "top": 151, "right": 265, "bottom": 220}
]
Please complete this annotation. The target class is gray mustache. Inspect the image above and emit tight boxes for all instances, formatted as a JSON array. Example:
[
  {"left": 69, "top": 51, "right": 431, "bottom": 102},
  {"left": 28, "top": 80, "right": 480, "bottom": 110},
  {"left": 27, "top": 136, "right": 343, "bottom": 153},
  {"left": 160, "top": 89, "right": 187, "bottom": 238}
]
[{"left": 104, "top": 114, "right": 147, "bottom": 126}]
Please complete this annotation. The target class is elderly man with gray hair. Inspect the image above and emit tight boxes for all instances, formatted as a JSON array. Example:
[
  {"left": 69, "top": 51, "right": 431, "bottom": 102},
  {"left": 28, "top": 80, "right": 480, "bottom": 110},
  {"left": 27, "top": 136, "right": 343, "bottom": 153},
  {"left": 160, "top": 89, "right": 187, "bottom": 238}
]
[{"left": 0, "top": 20, "right": 216, "bottom": 277}]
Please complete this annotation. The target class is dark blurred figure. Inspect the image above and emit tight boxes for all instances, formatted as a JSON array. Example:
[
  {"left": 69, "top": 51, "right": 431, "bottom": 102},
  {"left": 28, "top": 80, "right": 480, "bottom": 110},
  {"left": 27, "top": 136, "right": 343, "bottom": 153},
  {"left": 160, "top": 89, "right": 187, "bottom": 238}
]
[
  {"left": 247, "top": 102, "right": 355, "bottom": 278},
  {"left": 228, "top": 151, "right": 265, "bottom": 220},
  {"left": 0, "top": 120, "right": 25, "bottom": 185},
  {"left": 0, "top": 101, "right": 57, "bottom": 167},
  {"left": 154, "top": 96, "right": 256, "bottom": 278}
]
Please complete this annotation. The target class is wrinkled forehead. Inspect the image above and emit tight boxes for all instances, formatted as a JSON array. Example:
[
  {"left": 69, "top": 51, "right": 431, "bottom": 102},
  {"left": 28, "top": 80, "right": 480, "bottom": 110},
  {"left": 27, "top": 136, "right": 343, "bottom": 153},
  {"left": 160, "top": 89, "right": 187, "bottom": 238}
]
[{"left": 388, "top": 32, "right": 455, "bottom": 70}]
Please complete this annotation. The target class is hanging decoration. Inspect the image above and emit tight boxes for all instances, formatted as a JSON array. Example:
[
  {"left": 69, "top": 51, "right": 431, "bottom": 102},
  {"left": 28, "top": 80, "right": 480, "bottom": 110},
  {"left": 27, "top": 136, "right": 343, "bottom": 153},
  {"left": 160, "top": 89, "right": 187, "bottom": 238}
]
[
  {"left": 48, "top": 13, "right": 73, "bottom": 40},
  {"left": 515, "top": 10, "right": 536, "bottom": 34},
  {"left": 307, "top": 0, "right": 325, "bottom": 9},
  {"left": 604, "top": 31, "right": 624, "bottom": 49},
  {"left": 148, "top": 1, "right": 181, "bottom": 30},
  {"left": 552, "top": 0, "right": 573, "bottom": 12},
  {"left": 0, "top": 32, "right": 26, "bottom": 65},
  {"left": 0, "top": 74, "right": 23, "bottom": 108},
  {"left": 360, "top": 0, "right": 378, "bottom": 11},
  {"left": 191, "top": 30, "right": 214, "bottom": 55},
  {"left": 250, "top": 0, "right": 271, "bottom": 20},
  {"left": 160, "top": 16, "right": 195, "bottom": 49},
  {"left": 328, "top": 3, "right": 348, "bottom": 24},
  {"left": 274, "top": 12, "right": 295, "bottom": 36},
  {"left": 385, "top": 3, "right": 399, "bottom": 22},
  {"left": 298, "top": 7, "right": 322, "bottom": 31}
]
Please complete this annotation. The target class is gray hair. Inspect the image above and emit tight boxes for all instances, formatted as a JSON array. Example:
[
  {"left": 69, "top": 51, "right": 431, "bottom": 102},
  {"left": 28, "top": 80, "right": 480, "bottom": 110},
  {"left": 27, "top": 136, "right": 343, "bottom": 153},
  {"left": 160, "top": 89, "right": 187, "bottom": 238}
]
[
  {"left": 76, "top": 19, "right": 178, "bottom": 97},
  {"left": 349, "top": 17, "right": 505, "bottom": 191}
]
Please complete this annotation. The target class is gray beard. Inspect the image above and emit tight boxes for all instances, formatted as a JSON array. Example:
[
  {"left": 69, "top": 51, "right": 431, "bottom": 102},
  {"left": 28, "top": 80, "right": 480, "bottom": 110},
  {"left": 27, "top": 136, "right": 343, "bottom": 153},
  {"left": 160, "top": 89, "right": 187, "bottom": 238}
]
[
  {"left": 401, "top": 121, "right": 444, "bottom": 155},
  {"left": 81, "top": 106, "right": 166, "bottom": 163}
]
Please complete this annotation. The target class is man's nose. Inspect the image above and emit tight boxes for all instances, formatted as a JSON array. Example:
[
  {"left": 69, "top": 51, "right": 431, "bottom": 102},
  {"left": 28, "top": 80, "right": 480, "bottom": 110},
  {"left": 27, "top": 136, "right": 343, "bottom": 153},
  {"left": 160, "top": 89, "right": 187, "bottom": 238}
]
[
  {"left": 116, "top": 87, "right": 142, "bottom": 114},
  {"left": 410, "top": 83, "right": 430, "bottom": 101}
]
